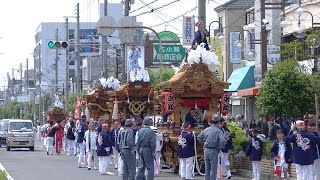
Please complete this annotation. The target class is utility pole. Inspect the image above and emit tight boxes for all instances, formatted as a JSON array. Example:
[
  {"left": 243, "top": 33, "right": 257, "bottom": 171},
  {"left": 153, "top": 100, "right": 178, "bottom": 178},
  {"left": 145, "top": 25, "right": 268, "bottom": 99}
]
[
  {"left": 260, "top": 0, "right": 288, "bottom": 76},
  {"left": 20, "top": 63, "right": 22, "bottom": 82},
  {"left": 55, "top": 28, "right": 59, "bottom": 93},
  {"left": 26, "top": 58, "right": 29, "bottom": 94},
  {"left": 198, "top": 0, "right": 206, "bottom": 26},
  {"left": 65, "top": 18, "right": 69, "bottom": 112},
  {"left": 123, "top": 0, "right": 130, "bottom": 81},
  {"left": 101, "top": 0, "right": 108, "bottom": 77},
  {"left": 260, "top": 0, "right": 267, "bottom": 76},
  {"left": 38, "top": 43, "right": 42, "bottom": 125},
  {"left": 124, "top": 0, "right": 130, "bottom": 16},
  {"left": 76, "top": 3, "right": 81, "bottom": 93}
]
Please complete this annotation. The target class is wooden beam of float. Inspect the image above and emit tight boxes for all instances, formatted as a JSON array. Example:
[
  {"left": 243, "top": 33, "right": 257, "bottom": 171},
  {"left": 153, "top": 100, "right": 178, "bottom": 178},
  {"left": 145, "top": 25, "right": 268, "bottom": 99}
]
[{"left": 108, "top": 81, "right": 154, "bottom": 118}]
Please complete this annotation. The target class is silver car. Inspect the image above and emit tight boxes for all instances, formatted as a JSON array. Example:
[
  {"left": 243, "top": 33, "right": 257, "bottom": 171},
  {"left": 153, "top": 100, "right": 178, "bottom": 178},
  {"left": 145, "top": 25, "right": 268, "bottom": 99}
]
[
  {"left": 6, "top": 119, "right": 34, "bottom": 151},
  {"left": 0, "top": 119, "right": 9, "bottom": 146}
]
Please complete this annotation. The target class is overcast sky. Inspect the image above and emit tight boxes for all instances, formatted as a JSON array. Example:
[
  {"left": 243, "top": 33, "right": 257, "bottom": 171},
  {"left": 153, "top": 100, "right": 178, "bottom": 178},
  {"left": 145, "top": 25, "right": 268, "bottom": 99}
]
[{"left": 0, "top": 0, "right": 222, "bottom": 88}]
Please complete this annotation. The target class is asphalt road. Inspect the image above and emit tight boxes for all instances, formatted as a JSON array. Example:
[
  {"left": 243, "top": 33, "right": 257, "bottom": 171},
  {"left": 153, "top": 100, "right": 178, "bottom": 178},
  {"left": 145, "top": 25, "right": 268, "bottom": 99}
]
[{"left": 0, "top": 140, "right": 248, "bottom": 180}]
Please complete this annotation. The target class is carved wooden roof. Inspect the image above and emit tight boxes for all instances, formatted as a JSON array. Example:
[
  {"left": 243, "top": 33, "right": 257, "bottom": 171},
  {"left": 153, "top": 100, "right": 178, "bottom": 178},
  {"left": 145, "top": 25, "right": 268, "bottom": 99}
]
[
  {"left": 84, "top": 85, "right": 114, "bottom": 119},
  {"left": 160, "top": 63, "right": 229, "bottom": 97},
  {"left": 47, "top": 107, "right": 67, "bottom": 122},
  {"left": 110, "top": 81, "right": 154, "bottom": 100}
]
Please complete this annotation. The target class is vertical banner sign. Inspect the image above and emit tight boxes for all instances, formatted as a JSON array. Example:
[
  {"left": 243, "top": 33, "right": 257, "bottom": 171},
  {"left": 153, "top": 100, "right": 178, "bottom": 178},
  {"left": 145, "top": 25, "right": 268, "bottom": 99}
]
[
  {"left": 230, "top": 32, "right": 241, "bottom": 64},
  {"left": 245, "top": 28, "right": 255, "bottom": 52},
  {"left": 182, "top": 16, "right": 195, "bottom": 45},
  {"left": 163, "top": 92, "right": 174, "bottom": 113},
  {"left": 74, "top": 97, "right": 81, "bottom": 120},
  {"left": 220, "top": 92, "right": 231, "bottom": 115}
]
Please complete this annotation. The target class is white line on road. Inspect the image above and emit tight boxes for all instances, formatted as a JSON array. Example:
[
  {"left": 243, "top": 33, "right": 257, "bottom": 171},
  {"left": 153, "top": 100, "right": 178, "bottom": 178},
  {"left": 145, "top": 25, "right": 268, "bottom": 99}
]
[{"left": 0, "top": 163, "right": 14, "bottom": 180}]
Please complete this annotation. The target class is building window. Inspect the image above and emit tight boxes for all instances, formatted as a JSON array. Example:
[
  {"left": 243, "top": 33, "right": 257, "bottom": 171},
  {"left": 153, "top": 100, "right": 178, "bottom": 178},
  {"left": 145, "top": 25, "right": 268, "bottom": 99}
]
[
  {"left": 69, "top": 69, "right": 75, "bottom": 78},
  {"left": 246, "top": 9, "right": 255, "bottom": 25},
  {"left": 69, "top": 60, "right": 75, "bottom": 66},
  {"left": 69, "top": 29, "right": 75, "bottom": 40}
]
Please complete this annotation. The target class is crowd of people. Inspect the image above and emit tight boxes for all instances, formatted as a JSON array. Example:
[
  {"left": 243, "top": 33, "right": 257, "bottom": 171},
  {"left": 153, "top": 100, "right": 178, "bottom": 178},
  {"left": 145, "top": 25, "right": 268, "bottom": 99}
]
[
  {"left": 36, "top": 115, "right": 164, "bottom": 180},
  {"left": 34, "top": 112, "right": 320, "bottom": 180}
]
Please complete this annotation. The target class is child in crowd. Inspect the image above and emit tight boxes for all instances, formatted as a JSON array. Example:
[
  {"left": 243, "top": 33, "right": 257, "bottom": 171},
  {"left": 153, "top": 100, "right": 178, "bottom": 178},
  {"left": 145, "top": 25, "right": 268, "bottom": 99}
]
[
  {"left": 271, "top": 129, "right": 292, "bottom": 180},
  {"left": 245, "top": 128, "right": 263, "bottom": 180},
  {"left": 177, "top": 122, "right": 195, "bottom": 180}
]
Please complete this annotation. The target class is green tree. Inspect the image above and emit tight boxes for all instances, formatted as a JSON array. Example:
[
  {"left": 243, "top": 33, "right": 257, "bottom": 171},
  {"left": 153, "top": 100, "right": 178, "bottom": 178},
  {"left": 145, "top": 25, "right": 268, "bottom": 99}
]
[
  {"left": 66, "top": 94, "right": 80, "bottom": 113},
  {"left": 148, "top": 68, "right": 175, "bottom": 90},
  {"left": 1, "top": 102, "right": 21, "bottom": 119},
  {"left": 256, "top": 60, "right": 314, "bottom": 118}
]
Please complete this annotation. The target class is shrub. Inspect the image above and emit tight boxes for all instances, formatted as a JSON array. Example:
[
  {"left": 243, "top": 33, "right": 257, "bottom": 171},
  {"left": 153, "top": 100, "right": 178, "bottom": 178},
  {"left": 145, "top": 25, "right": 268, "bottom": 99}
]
[
  {"left": 0, "top": 170, "right": 8, "bottom": 180},
  {"left": 227, "top": 122, "right": 248, "bottom": 153},
  {"left": 262, "top": 140, "right": 273, "bottom": 160}
]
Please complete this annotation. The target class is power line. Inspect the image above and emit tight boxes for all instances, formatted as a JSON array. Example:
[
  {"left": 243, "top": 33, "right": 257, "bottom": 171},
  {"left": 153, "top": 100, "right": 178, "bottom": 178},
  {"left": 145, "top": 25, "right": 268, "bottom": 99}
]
[
  {"left": 133, "top": 0, "right": 182, "bottom": 17},
  {"left": 138, "top": 0, "right": 183, "bottom": 24},
  {"left": 130, "top": 0, "right": 158, "bottom": 13},
  {"left": 149, "top": 6, "right": 197, "bottom": 28}
]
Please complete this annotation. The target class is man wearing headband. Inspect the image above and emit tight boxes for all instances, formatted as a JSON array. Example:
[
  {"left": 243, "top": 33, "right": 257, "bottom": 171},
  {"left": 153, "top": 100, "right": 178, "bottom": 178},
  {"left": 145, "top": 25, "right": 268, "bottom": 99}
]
[
  {"left": 192, "top": 21, "right": 210, "bottom": 50},
  {"left": 287, "top": 120, "right": 317, "bottom": 180}
]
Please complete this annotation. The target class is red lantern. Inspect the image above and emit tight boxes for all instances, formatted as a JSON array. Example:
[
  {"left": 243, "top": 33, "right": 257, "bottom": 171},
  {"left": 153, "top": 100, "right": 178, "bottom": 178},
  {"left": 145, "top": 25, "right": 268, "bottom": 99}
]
[
  {"left": 220, "top": 92, "right": 231, "bottom": 115},
  {"left": 163, "top": 92, "right": 174, "bottom": 113}
]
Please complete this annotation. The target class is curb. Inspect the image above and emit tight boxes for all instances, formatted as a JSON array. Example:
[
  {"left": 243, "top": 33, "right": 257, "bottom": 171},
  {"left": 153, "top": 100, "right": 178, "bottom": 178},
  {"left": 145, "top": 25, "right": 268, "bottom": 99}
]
[
  {"left": 234, "top": 169, "right": 295, "bottom": 180},
  {"left": 0, "top": 163, "right": 14, "bottom": 180}
]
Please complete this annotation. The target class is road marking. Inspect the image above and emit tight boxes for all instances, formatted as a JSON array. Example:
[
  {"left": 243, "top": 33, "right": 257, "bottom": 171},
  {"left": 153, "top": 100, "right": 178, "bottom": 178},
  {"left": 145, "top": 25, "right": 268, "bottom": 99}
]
[{"left": 0, "top": 163, "right": 14, "bottom": 180}]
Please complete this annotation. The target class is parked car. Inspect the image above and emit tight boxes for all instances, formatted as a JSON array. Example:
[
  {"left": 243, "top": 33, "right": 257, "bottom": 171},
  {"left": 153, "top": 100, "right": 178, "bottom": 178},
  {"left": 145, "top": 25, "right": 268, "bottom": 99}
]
[
  {"left": 0, "top": 119, "right": 9, "bottom": 147},
  {"left": 6, "top": 119, "right": 34, "bottom": 151}
]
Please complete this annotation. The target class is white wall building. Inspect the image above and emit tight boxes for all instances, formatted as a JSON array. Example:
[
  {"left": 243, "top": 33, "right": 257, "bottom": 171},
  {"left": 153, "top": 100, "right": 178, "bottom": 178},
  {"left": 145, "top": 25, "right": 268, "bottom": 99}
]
[{"left": 33, "top": 22, "right": 99, "bottom": 94}]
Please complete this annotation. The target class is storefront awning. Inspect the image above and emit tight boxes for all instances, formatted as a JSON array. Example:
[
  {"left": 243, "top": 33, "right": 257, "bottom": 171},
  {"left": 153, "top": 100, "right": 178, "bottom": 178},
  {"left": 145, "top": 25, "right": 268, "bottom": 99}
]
[
  {"left": 237, "top": 86, "right": 260, "bottom": 97},
  {"left": 224, "top": 66, "right": 255, "bottom": 92}
]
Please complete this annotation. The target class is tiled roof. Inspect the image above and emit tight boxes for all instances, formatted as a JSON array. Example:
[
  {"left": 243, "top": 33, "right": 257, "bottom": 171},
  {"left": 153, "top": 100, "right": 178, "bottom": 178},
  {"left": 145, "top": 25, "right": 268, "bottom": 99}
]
[{"left": 214, "top": 0, "right": 255, "bottom": 12}]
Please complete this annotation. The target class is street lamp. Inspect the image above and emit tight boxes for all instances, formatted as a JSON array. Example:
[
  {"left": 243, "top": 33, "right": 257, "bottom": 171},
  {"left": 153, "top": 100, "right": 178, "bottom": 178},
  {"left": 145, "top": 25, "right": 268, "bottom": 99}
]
[
  {"left": 306, "top": 33, "right": 320, "bottom": 129},
  {"left": 208, "top": 21, "right": 224, "bottom": 42},
  {"left": 282, "top": 4, "right": 320, "bottom": 39},
  {"left": 235, "top": 29, "right": 258, "bottom": 61}
]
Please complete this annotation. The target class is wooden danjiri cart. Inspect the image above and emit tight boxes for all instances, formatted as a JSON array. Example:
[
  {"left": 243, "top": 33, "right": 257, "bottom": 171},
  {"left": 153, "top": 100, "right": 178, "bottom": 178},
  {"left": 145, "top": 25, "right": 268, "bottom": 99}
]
[
  {"left": 110, "top": 81, "right": 154, "bottom": 118},
  {"left": 47, "top": 107, "right": 67, "bottom": 123},
  {"left": 84, "top": 85, "right": 114, "bottom": 124},
  {"left": 156, "top": 62, "right": 229, "bottom": 173}
]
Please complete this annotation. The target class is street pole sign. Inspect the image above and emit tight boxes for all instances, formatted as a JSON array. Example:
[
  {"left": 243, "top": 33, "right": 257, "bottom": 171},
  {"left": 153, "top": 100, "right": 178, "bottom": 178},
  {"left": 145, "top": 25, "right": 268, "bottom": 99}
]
[
  {"left": 153, "top": 44, "right": 185, "bottom": 63},
  {"left": 267, "top": 45, "right": 281, "bottom": 65}
]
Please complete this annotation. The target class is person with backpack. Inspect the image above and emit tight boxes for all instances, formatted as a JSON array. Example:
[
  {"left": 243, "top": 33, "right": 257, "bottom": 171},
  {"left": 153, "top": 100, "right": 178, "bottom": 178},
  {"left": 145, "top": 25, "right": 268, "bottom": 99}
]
[{"left": 66, "top": 120, "right": 76, "bottom": 156}]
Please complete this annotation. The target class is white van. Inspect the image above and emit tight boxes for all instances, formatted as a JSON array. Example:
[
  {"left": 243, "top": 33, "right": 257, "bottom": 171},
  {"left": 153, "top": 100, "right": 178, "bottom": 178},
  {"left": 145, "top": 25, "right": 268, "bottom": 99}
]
[{"left": 6, "top": 119, "right": 34, "bottom": 151}]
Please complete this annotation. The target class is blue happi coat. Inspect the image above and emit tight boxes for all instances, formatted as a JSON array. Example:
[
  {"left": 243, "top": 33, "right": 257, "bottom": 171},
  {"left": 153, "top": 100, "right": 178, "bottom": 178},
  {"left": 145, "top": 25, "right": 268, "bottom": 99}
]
[
  {"left": 177, "top": 130, "right": 195, "bottom": 158},
  {"left": 97, "top": 131, "right": 113, "bottom": 156},
  {"left": 245, "top": 136, "right": 263, "bottom": 161},
  {"left": 286, "top": 130, "right": 316, "bottom": 165}
]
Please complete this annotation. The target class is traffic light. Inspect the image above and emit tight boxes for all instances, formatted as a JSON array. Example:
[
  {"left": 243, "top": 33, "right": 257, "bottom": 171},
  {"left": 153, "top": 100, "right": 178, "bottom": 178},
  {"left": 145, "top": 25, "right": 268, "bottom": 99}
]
[{"left": 48, "top": 41, "right": 68, "bottom": 49}]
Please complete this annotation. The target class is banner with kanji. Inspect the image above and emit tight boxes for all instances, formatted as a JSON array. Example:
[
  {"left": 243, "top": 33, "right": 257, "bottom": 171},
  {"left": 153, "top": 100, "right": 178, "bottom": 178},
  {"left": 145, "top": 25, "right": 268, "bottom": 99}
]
[
  {"left": 163, "top": 92, "right": 174, "bottom": 113},
  {"left": 220, "top": 92, "right": 231, "bottom": 115}
]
